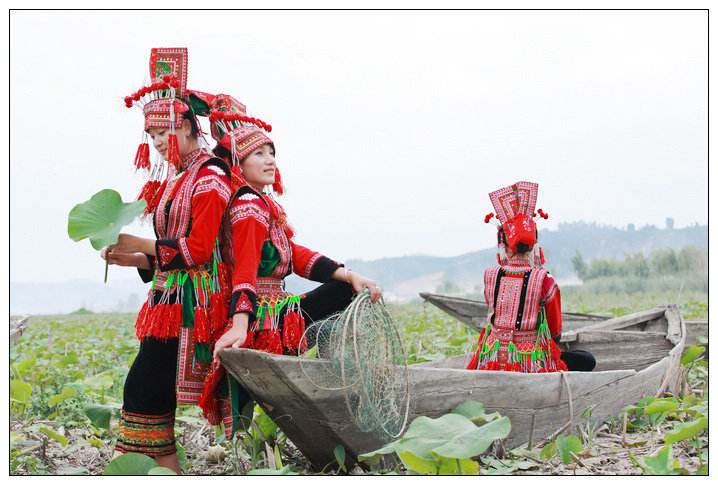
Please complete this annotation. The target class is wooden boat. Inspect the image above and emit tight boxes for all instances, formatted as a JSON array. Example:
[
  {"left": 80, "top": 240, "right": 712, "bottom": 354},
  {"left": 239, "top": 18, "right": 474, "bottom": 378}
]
[
  {"left": 419, "top": 292, "right": 609, "bottom": 333},
  {"left": 420, "top": 292, "right": 707, "bottom": 346},
  {"left": 219, "top": 305, "right": 686, "bottom": 470}
]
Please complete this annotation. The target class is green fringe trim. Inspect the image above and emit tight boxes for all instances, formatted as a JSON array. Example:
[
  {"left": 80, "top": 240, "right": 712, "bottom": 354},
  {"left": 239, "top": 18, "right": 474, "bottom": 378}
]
[{"left": 194, "top": 342, "right": 212, "bottom": 364}]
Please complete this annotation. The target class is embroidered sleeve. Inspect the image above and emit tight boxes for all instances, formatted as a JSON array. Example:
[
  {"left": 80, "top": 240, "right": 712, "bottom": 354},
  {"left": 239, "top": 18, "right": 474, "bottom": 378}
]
[
  {"left": 542, "top": 274, "right": 562, "bottom": 340},
  {"left": 290, "top": 241, "right": 341, "bottom": 282},
  {"left": 228, "top": 190, "right": 271, "bottom": 321},
  {"left": 156, "top": 164, "right": 230, "bottom": 271},
  {"left": 137, "top": 254, "right": 156, "bottom": 283}
]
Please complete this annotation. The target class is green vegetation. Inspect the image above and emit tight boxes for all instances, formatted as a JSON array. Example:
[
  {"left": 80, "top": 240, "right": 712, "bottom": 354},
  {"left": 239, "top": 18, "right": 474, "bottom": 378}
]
[
  {"left": 10, "top": 302, "right": 708, "bottom": 475},
  {"left": 571, "top": 246, "right": 707, "bottom": 293},
  {"left": 561, "top": 289, "right": 707, "bottom": 320}
]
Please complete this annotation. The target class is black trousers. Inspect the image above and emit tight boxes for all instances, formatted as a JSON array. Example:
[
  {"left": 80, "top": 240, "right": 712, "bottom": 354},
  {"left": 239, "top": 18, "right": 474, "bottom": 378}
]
[
  {"left": 122, "top": 280, "right": 355, "bottom": 416},
  {"left": 560, "top": 350, "right": 596, "bottom": 372}
]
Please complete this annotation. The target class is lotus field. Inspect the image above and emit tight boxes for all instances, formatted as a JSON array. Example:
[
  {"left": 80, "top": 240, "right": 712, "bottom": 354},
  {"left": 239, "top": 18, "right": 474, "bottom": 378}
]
[{"left": 10, "top": 296, "right": 708, "bottom": 475}]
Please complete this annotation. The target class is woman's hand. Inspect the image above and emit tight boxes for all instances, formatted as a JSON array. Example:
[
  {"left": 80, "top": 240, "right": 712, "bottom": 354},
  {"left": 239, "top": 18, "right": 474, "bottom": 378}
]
[
  {"left": 347, "top": 271, "right": 382, "bottom": 303},
  {"left": 107, "top": 233, "right": 156, "bottom": 256},
  {"left": 212, "top": 313, "right": 249, "bottom": 364},
  {"left": 100, "top": 249, "right": 149, "bottom": 269}
]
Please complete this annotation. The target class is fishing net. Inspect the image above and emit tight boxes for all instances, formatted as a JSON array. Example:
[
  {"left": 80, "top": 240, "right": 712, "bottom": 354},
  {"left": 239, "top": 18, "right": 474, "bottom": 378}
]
[{"left": 298, "top": 289, "right": 410, "bottom": 440}]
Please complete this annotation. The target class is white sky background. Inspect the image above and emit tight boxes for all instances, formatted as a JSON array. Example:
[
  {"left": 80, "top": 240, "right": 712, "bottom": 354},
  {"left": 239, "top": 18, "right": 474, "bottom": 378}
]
[{"left": 10, "top": 10, "right": 707, "bottom": 283}]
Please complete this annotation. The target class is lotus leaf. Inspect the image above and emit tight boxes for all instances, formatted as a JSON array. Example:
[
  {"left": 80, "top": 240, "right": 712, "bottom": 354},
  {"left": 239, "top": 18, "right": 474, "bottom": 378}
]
[{"left": 67, "top": 189, "right": 146, "bottom": 250}]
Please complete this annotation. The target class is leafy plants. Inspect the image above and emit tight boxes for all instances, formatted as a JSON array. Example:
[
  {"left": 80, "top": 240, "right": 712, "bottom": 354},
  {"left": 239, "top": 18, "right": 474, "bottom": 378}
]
[
  {"left": 67, "top": 189, "right": 146, "bottom": 282},
  {"left": 359, "top": 400, "right": 510, "bottom": 475}
]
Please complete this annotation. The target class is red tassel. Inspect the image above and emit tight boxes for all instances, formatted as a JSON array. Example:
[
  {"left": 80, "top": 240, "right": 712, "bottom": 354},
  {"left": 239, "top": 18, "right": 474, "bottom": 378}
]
[
  {"left": 272, "top": 167, "right": 284, "bottom": 195},
  {"left": 134, "top": 301, "right": 150, "bottom": 340},
  {"left": 241, "top": 329, "right": 255, "bottom": 349},
  {"left": 168, "top": 133, "right": 181, "bottom": 169},
  {"left": 133, "top": 143, "right": 151, "bottom": 171},
  {"left": 198, "top": 364, "right": 225, "bottom": 425},
  {"left": 282, "top": 311, "right": 306, "bottom": 353},
  {"left": 252, "top": 329, "right": 283, "bottom": 355},
  {"left": 137, "top": 180, "right": 162, "bottom": 215},
  {"left": 194, "top": 307, "right": 211, "bottom": 344}
]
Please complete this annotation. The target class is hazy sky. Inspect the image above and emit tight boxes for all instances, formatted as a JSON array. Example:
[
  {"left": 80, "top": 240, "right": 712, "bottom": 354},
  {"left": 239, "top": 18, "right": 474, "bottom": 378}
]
[{"left": 10, "top": 10, "right": 707, "bottom": 283}]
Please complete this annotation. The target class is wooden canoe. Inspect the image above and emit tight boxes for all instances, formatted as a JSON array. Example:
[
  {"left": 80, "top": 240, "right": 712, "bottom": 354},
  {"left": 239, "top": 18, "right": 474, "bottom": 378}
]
[
  {"left": 419, "top": 292, "right": 707, "bottom": 347},
  {"left": 219, "top": 305, "right": 685, "bottom": 470},
  {"left": 419, "top": 292, "right": 609, "bottom": 333}
]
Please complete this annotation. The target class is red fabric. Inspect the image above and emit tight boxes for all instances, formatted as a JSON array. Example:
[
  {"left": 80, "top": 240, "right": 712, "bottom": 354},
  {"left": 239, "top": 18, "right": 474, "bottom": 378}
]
[
  {"left": 543, "top": 274, "right": 562, "bottom": 339},
  {"left": 467, "top": 268, "right": 563, "bottom": 373},
  {"left": 177, "top": 166, "right": 230, "bottom": 268},
  {"left": 229, "top": 196, "right": 270, "bottom": 300},
  {"left": 502, "top": 214, "right": 537, "bottom": 253},
  {"left": 290, "top": 241, "right": 321, "bottom": 279},
  {"left": 465, "top": 328, "right": 485, "bottom": 370}
]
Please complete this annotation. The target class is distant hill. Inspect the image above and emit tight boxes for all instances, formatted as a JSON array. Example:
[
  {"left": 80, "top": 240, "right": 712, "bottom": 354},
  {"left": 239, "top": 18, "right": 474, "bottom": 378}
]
[
  {"left": 10, "top": 222, "right": 707, "bottom": 313},
  {"left": 345, "top": 222, "right": 707, "bottom": 301}
]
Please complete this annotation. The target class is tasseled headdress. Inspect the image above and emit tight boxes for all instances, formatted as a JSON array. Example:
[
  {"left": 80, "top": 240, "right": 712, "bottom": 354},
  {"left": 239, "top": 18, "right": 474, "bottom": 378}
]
[
  {"left": 208, "top": 94, "right": 282, "bottom": 195},
  {"left": 124, "top": 48, "right": 214, "bottom": 215},
  {"left": 484, "top": 181, "right": 549, "bottom": 267}
]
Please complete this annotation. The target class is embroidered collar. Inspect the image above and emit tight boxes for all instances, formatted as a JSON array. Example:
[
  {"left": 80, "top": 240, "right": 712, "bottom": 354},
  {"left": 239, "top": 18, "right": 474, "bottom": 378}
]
[
  {"left": 180, "top": 148, "right": 205, "bottom": 171},
  {"left": 503, "top": 258, "right": 532, "bottom": 271}
]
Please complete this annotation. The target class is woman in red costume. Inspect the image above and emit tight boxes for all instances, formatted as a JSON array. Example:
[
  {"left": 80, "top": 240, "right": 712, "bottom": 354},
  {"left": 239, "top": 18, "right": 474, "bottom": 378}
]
[
  {"left": 467, "top": 182, "right": 595, "bottom": 373},
  {"left": 206, "top": 95, "right": 382, "bottom": 359},
  {"left": 101, "top": 48, "right": 235, "bottom": 474}
]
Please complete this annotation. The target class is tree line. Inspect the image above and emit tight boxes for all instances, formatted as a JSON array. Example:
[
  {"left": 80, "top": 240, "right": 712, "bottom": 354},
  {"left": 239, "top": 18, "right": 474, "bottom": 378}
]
[{"left": 571, "top": 246, "right": 707, "bottom": 282}]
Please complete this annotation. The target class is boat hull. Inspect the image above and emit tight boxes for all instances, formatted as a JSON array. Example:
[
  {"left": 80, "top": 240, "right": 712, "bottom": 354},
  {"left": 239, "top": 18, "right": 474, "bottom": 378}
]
[{"left": 219, "top": 305, "right": 685, "bottom": 470}]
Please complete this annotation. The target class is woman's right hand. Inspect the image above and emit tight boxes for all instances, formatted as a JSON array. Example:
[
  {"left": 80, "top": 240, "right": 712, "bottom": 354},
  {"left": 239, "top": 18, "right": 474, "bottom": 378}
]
[
  {"left": 213, "top": 313, "right": 249, "bottom": 364},
  {"left": 100, "top": 248, "right": 146, "bottom": 268}
]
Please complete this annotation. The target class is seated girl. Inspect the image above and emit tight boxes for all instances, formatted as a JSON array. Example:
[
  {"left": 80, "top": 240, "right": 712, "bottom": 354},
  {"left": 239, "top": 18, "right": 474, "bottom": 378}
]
[
  {"left": 207, "top": 95, "right": 382, "bottom": 359},
  {"left": 467, "top": 181, "right": 595, "bottom": 372}
]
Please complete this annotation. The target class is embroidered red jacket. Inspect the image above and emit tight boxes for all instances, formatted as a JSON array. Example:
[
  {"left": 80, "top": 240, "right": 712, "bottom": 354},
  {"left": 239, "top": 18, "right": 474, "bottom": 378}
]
[
  {"left": 227, "top": 185, "right": 340, "bottom": 321},
  {"left": 136, "top": 149, "right": 231, "bottom": 340},
  {"left": 466, "top": 258, "right": 566, "bottom": 372}
]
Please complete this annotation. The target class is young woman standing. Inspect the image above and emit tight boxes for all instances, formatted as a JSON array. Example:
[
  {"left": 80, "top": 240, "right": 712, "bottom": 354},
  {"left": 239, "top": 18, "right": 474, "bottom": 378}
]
[{"left": 102, "top": 48, "right": 233, "bottom": 474}]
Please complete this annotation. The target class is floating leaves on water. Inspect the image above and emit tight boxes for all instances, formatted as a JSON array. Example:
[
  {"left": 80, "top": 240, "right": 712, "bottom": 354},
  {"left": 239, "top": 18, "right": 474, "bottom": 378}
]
[{"left": 67, "top": 189, "right": 146, "bottom": 250}]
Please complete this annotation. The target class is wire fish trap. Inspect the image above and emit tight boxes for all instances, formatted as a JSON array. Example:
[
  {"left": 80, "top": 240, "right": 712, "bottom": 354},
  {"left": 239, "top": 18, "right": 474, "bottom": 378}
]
[{"left": 298, "top": 289, "right": 410, "bottom": 440}]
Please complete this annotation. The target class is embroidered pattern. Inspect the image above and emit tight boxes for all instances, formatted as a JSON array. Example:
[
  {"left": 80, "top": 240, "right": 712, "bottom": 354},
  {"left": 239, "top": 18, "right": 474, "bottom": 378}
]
[
  {"left": 194, "top": 174, "right": 231, "bottom": 202},
  {"left": 269, "top": 221, "right": 292, "bottom": 278},
  {"left": 230, "top": 200, "right": 270, "bottom": 228},
  {"left": 115, "top": 410, "right": 176, "bottom": 457},
  {"left": 178, "top": 238, "right": 193, "bottom": 267},
  {"left": 236, "top": 292, "right": 254, "bottom": 312},
  {"left": 176, "top": 327, "right": 211, "bottom": 404},
  {"left": 489, "top": 181, "right": 539, "bottom": 224},
  {"left": 304, "top": 252, "right": 322, "bottom": 279},
  {"left": 232, "top": 282, "right": 257, "bottom": 294},
  {"left": 478, "top": 264, "right": 553, "bottom": 371},
  {"left": 158, "top": 245, "right": 179, "bottom": 267}
]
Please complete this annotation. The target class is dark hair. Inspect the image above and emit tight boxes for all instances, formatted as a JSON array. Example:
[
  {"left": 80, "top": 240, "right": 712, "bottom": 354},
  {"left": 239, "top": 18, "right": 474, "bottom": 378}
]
[
  {"left": 213, "top": 143, "right": 231, "bottom": 161},
  {"left": 182, "top": 110, "right": 201, "bottom": 138}
]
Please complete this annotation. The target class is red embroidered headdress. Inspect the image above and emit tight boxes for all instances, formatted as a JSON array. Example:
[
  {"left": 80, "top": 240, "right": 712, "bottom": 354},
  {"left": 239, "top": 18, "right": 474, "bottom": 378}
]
[
  {"left": 124, "top": 48, "right": 215, "bottom": 215},
  {"left": 208, "top": 94, "right": 282, "bottom": 194},
  {"left": 485, "top": 181, "right": 549, "bottom": 266}
]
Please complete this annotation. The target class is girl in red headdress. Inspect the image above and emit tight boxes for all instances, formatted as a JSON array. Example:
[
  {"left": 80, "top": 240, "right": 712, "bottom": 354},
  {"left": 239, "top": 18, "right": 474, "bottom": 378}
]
[
  {"left": 101, "top": 49, "right": 234, "bottom": 474},
  {"left": 467, "top": 182, "right": 595, "bottom": 373},
  {"left": 204, "top": 95, "right": 382, "bottom": 361}
]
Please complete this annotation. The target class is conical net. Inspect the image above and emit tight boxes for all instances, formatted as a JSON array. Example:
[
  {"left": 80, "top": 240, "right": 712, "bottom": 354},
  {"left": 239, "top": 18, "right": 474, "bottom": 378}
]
[{"left": 298, "top": 290, "right": 410, "bottom": 440}]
